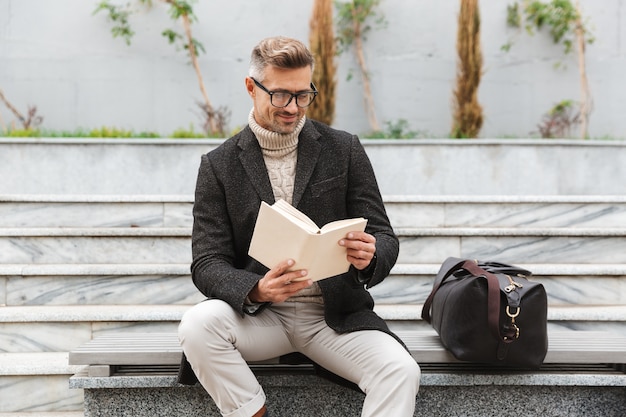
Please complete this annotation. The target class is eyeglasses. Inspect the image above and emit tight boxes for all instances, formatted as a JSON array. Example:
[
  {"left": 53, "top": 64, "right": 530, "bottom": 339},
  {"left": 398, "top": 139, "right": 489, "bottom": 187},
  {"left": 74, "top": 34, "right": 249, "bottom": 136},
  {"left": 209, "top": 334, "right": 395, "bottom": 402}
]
[{"left": 251, "top": 77, "right": 318, "bottom": 108}]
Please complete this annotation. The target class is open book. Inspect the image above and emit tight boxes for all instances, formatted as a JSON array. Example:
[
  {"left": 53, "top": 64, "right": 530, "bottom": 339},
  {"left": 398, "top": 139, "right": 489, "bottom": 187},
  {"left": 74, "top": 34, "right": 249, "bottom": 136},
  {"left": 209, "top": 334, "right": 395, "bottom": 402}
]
[{"left": 248, "top": 200, "right": 368, "bottom": 282}]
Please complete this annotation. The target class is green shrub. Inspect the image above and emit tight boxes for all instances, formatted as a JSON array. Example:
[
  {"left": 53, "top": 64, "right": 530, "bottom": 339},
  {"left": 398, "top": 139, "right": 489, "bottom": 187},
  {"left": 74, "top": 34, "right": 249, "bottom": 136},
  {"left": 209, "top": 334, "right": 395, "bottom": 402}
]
[{"left": 363, "top": 119, "right": 425, "bottom": 139}]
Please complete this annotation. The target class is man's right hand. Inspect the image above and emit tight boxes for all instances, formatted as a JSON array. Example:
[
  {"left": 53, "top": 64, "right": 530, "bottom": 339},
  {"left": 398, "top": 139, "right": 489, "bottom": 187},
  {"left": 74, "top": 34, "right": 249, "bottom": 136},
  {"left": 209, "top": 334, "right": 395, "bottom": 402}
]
[{"left": 248, "top": 259, "right": 312, "bottom": 303}]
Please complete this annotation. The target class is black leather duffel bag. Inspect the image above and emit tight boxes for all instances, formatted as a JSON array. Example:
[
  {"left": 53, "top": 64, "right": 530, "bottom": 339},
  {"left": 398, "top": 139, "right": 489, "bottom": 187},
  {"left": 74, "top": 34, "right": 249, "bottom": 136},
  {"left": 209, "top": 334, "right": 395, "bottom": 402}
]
[{"left": 421, "top": 257, "right": 548, "bottom": 369}]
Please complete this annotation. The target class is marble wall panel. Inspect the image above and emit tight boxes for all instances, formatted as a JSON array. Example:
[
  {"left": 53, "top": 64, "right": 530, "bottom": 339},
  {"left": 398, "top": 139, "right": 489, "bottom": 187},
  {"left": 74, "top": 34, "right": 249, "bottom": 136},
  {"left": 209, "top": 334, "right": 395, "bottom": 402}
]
[
  {"left": 163, "top": 203, "right": 193, "bottom": 227},
  {"left": 445, "top": 203, "right": 626, "bottom": 228},
  {"left": 370, "top": 274, "right": 626, "bottom": 307},
  {"left": 462, "top": 236, "right": 626, "bottom": 264},
  {"left": 535, "top": 276, "right": 626, "bottom": 305},
  {"left": 0, "top": 322, "right": 92, "bottom": 352},
  {"left": 92, "top": 321, "right": 181, "bottom": 336},
  {"left": 4, "top": 141, "right": 626, "bottom": 196},
  {"left": 0, "top": 236, "right": 191, "bottom": 264},
  {"left": 547, "top": 322, "right": 626, "bottom": 336},
  {"left": 387, "top": 321, "right": 433, "bottom": 332},
  {"left": 399, "top": 234, "right": 626, "bottom": 264},
  {"left": 369, "top": 275, "right": 433, "bottom": 305},
  {"left": 385, "top": 203, "right": 445, "bottom": 228},
  {"left": 0, "top": 202, "right": 166, "bottom": 227},
  {"left": 6, "top": 275, "right": 205, "bottom": 306},
  {"left": 0, "top": 277, "right": 6, "bottom": 306},
  {"left": 0, "top": 375, "right": 83, "bottom": 412},
  {"left": 397, "top": 236, "right": 460, "bottom": 263}
]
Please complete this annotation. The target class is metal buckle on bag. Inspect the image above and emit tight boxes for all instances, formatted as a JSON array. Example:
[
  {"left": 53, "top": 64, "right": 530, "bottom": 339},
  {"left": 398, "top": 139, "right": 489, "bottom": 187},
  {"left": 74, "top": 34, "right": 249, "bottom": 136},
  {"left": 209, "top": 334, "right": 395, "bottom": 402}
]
[
  {"left": 505, "top": 306, "right": 521, "bottom": 340},
  {"left": 506, "top": 306, "right": 520, "bottom": 319},
  {"left": 504, "top": 275, "right": 524, "bottom": 293}
]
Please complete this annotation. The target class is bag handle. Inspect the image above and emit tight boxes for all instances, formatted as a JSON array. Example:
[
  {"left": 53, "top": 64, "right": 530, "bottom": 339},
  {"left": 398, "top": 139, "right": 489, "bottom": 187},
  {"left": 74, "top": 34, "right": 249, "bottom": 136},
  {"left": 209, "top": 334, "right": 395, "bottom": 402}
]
[
  {"left": 421, "top": 257, "right": 512, "bottom": 343},
  {"left": 421, "top": 257, "right": 467, "bottom": 324}
]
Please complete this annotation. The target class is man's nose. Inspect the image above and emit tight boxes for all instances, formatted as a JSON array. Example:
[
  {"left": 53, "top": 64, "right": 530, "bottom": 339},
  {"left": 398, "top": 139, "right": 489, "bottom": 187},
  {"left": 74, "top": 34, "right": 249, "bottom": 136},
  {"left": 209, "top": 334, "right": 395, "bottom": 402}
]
[{"left": 285, "top": 97, "right": 299, "bottom": 112}]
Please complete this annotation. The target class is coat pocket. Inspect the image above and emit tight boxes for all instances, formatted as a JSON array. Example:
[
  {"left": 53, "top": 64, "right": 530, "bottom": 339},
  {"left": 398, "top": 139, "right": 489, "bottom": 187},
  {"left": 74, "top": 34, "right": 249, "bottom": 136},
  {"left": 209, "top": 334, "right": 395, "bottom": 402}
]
[{"left": 310, "top": 174, "right": 346, "bottom": 197}]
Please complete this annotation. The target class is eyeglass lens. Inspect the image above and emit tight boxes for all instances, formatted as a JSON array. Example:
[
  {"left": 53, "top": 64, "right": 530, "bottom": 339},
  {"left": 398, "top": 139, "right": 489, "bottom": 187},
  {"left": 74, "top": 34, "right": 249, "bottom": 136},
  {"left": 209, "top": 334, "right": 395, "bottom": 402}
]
[{"left": 271, "top": 91, "right": 316, "bottom": 108}]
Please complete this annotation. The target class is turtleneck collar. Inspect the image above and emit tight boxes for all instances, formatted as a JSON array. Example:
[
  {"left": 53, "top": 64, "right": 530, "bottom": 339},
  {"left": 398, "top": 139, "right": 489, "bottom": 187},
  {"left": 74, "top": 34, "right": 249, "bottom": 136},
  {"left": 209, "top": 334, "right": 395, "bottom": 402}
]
[{"left": 248, "top": 108, "right": 305, "bottom": 156}]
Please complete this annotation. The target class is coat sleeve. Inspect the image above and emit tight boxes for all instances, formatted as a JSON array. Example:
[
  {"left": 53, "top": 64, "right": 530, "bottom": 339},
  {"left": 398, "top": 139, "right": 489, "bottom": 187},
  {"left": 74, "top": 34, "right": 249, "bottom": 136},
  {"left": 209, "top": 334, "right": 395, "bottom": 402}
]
[
  {"left": 190, "top": 153, "right": 266, "bottom": 315},
  {"left": 345, "top": 136, "right": 399, "bottom": 289}
]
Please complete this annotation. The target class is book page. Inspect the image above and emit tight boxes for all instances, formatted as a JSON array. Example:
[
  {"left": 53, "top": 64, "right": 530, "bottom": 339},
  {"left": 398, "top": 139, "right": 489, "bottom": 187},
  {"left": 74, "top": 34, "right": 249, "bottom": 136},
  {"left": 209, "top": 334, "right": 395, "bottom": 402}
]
[
  {"left": 272, "top": 199, "right": 320, "bottom": 233},
  {"left": 319, "top": 217, "right": 367, "bottom": 234}
]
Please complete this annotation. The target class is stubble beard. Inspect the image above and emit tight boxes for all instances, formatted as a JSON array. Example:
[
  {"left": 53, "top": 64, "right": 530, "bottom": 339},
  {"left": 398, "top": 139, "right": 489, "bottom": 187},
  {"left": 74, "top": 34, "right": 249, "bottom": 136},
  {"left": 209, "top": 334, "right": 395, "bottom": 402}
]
[{"left": 271, "top": 113, "right": 302, "bottom": 135}]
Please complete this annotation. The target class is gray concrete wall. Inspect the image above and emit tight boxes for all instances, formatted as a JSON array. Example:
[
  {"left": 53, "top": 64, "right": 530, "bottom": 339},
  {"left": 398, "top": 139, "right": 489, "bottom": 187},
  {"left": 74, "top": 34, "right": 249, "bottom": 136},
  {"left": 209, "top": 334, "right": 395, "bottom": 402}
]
[
  {"left": 0, "top": 0, "right": 625, "bottom": 138},
  {"left": 2, "top": 138, "right": 624, "bottom": 195}
]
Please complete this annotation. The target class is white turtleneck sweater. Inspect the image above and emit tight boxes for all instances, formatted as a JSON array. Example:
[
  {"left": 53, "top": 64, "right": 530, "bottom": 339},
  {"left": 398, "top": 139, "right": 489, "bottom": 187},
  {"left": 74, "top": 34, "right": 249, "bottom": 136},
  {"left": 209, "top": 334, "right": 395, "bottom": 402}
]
[{"left": 248, "top": 109, "right": 323, "bottom": 304}]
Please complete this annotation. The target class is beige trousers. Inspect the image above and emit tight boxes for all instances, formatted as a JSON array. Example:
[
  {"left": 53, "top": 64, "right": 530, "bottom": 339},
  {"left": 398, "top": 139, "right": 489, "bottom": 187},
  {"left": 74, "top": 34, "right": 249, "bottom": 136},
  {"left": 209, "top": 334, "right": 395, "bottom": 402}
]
[{"left": 178, "top": 299, "right": 420, "bottom": 417}]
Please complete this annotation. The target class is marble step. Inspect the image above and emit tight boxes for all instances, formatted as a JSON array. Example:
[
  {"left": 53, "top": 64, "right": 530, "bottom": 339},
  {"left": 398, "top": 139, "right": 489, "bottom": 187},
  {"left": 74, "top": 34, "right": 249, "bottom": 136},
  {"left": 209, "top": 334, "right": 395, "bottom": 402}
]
[
  {"left": 0, "top": 352, "right": 82, "bottom": 376},
  {"left": 2, "top": 263, "right": 626, "bottom": 307},
  {"left": 1, "top": 304, "right": 625, "bottom": 354},
  {"left": 0, "top": 352, "right": 84, "bottom": 414},
  {"left": 1, "top": 227, "right": 625, "bottom": 264},
  {"left": 388, "top": 195, "right": 626, "bottom": 228},
  {"left": 0, "top": 195, "right": 193, "bottom": 228},
  {"left": 2, "top": 195, "right": 626, "bottom": 228},
  {"left": 0, "top": 227, "right": 191, "bottom": 264},
  {"left": 0, "top": 264, "right": 205, "bottom": 307},
  {"left": 396, "top": 227, "right": 626, "bottom": 264}
]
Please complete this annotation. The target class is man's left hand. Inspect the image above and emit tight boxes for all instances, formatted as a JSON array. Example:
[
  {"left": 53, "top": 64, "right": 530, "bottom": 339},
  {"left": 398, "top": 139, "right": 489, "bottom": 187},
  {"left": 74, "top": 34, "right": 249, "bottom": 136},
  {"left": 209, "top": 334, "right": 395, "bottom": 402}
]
[{"left": 339, "top": 231, "right": 376, "bottom": 271}]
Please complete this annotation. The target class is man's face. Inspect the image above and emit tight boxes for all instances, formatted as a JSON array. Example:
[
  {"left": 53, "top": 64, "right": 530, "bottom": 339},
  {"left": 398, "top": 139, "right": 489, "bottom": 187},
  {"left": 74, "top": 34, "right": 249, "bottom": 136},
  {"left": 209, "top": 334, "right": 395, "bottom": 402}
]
[{"left": 246, "top": 65, "right": 312, "bottom": 134}]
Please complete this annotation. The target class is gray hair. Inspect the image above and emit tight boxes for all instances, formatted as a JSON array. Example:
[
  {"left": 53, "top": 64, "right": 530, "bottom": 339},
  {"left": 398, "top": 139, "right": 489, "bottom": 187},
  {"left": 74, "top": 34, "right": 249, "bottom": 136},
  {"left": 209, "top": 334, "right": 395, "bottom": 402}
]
[{"left": 248, "top": 36, "right": 315, "bottom": 81}]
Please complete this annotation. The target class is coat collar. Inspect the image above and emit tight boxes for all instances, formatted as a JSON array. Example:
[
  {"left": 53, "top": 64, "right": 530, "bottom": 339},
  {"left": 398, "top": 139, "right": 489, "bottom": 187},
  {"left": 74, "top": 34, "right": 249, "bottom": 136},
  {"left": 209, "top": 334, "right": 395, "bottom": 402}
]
[{"left": 237, "top": 119, "right": 322, "bottom": 207}]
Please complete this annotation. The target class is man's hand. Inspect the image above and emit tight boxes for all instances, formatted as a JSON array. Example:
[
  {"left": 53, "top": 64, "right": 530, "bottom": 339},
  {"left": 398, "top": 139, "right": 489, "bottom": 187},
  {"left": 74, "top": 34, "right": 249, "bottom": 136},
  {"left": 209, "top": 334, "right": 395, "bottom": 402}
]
[
  {"left": 339, "top": 231, "right": 376, "bottom": 271},
  {"left": 248, "top": 259, "right": 312, "bottom": 303}
]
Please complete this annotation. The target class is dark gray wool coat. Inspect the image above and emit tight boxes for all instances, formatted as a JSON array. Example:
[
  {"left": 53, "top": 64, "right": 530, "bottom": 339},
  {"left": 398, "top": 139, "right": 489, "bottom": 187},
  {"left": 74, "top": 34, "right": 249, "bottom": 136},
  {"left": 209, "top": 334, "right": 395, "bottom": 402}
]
[{"left": 178, "top": 118, "right": 401, "bottom": 385}]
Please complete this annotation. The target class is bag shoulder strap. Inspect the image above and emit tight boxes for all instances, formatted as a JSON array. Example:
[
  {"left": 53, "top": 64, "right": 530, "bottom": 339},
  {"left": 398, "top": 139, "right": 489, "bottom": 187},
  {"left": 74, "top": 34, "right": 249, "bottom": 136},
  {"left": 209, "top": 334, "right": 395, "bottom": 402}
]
[
  {"left": 421, "top": 257, "right": 468, "bottom": 323},
  {"left": 462, "top": 260, "right": 504, "bottom": 341}
]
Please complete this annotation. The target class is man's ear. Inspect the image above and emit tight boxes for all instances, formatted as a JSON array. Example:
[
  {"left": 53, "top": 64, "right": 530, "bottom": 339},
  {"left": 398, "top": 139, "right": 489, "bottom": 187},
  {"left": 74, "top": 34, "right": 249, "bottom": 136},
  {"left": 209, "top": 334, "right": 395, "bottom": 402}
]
[{"left": 245, "top": 77, "right": 255, "bottom": 98}]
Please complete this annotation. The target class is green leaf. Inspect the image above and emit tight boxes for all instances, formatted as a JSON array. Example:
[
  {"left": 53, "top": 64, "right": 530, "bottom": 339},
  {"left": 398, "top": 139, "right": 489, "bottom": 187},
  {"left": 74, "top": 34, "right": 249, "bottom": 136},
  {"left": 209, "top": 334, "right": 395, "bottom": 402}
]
[{"left": 162, "top": 29, "right": 182, "bottom": 44}]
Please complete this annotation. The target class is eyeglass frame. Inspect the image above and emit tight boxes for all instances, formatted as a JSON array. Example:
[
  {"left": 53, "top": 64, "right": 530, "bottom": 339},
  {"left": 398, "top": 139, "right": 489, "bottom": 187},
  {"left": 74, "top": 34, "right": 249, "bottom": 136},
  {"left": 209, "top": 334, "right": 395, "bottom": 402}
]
[{"left": 250, "top": 77, "right": 318, "bottom": 108}]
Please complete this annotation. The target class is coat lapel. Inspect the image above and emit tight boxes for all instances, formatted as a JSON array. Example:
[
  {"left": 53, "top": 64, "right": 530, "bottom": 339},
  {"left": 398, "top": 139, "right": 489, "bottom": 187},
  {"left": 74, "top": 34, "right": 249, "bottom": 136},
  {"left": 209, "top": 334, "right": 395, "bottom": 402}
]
[
  {"left": 237, "top": 128, "right": 275, "bottom": 203},
  {"left": 292, "top": 120, "right": 322, "bottom": 207}
]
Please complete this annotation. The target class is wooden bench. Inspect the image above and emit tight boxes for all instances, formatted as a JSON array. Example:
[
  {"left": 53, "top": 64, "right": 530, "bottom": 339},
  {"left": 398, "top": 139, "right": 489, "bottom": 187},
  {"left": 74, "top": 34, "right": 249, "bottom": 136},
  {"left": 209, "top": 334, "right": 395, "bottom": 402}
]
[{"left": 69, "top": 330, "right": 626, "bottom": 376}]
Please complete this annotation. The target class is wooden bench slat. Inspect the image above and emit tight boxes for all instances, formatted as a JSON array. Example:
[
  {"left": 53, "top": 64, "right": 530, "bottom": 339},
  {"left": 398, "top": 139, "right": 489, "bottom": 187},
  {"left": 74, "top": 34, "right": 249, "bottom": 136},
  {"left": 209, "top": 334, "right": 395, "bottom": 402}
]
[{"left": 69, "top": 331, "right": 626, "bottom": 367}]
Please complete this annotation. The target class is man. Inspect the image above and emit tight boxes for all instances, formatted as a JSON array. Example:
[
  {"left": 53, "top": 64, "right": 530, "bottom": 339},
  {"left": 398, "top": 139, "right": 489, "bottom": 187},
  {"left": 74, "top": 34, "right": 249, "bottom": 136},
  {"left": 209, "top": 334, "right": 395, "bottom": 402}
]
[{"left": 178, "top": 36, "right": 420, "bottom": 417}]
